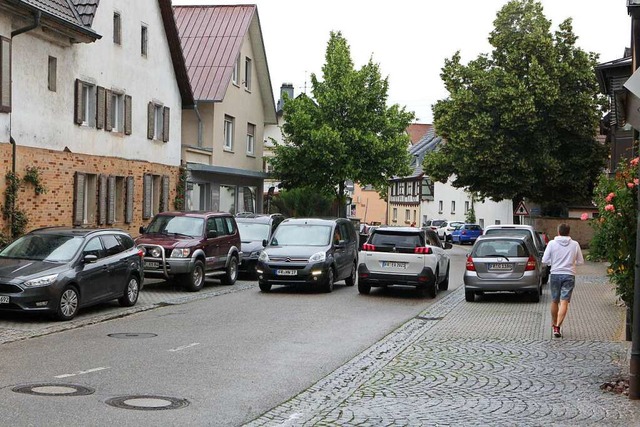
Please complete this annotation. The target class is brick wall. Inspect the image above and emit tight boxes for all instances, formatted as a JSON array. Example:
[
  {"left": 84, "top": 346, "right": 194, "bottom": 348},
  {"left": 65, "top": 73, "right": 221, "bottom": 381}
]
[
  {"left": 532, "top": 217, "right": 595, "bottom": 249},
  {"left": 0, "top": 144, "right": 180, "bottom": 236}
]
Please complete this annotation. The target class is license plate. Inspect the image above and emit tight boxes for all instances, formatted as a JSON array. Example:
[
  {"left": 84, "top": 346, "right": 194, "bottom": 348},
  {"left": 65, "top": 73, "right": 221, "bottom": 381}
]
[
  {"left": 276, "top": 269, "right": 297, "bottom": 276},
  {"left": 0, "top": 296, "right": 8, "bottom": 304},
  {"left": 144, "top": 261, "right": 160, "bottom": 269},
  {"left": 489, "top": 263, "right": 512, "bottom": 270},
  {"left": 381, "top": 261, "right": 407, "bottom": 269}
]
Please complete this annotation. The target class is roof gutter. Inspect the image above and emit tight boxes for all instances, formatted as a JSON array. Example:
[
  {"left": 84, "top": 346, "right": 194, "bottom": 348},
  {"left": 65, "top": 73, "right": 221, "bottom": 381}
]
[{"left": 11, "top": 9, "right": 40, "bottom": 38}]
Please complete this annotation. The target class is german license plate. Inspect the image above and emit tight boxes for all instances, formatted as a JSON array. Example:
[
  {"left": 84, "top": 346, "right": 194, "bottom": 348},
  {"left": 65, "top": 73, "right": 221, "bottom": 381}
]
[
  {"left": 0, "top": 296, "right": 8, "bottom": 304},
  {"left": 144, "top": 261, "right": 160, "bottom": 269},
  {"left": 489, "top": 263, "right": 512, "bottom": 270},
  {"left": 381, "top": 261, "right": 407, "bottom": 269},
  {"left": 276, "top": 269, "right": 297, "bottom": 276}
]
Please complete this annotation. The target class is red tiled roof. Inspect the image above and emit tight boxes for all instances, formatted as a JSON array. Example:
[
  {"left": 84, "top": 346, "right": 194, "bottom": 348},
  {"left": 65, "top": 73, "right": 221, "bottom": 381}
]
[
  {"left": 174, "top": 5, "right": 255, "bottom": 101},
  {"left": 406, "top": 123, "right": 432, "bottom": 145}
]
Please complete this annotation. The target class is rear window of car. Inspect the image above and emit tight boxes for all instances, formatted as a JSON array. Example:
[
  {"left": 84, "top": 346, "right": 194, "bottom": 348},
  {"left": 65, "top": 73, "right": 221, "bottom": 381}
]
[
  {"left": 370, "top": 231, "right": 424, "bottom": 248},
  {"left": 465, "top": 225, "right": 482, "bottom": 231},
  {"left": 473, "top": 240, "right": 529, "bottom": 258},
  {"left": 484, "top": 228, "right": 530, "bottom": 238},
  {"left": 431, "top": 220, "right": 447, "bottom": 227}
]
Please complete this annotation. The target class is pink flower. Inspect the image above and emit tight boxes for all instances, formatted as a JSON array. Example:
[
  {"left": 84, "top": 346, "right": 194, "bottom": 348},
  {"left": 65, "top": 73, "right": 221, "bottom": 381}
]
[
  {"left": 628, "top": 182, "right": 635, "bottom": 189},
  {"left": 632, "top": 157, "right": 639, "bottom": 167},
  {"left": 605, "top": 204, "right": 615, "bottom": 212},
  {"left": 605, "top": 193, "right": 615, "bottom": 203},
  {"left": 580, "top": 213, "right": 589, "bottom": 221}
]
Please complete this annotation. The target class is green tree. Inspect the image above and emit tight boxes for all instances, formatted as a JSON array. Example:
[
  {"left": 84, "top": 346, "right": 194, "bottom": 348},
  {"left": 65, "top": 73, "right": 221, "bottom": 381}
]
[
  {"left": 271, "top": 31, "right": 414, "bottom": 217},
  {"left": 424, "top": 0, "right": 606, "bottom": 209}
]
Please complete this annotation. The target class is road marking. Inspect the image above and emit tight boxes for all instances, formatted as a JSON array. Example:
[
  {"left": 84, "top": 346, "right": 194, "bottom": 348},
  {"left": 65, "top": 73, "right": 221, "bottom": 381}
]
[
  {"left": 167, "top": 342, "right": 200, "bottom": 352},
  {"left": 54, "top": 367, "right": 110, "bottom": 378}
]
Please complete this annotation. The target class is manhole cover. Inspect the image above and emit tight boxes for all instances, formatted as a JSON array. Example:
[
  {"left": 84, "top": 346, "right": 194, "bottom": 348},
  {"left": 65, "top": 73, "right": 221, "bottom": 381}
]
[
  {"left": 12, "top": 383, "right": 94, "bottom": 396},
  {"left": 106, "top": 395, "right": 189, "bottom": 411},
  {"left": 107, "top": 333, "right": 158, "bottom": 339}
]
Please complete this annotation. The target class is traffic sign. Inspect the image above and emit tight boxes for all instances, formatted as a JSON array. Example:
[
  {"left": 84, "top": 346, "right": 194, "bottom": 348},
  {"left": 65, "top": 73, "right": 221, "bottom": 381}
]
[{"left": 514, "top": 201, "right": 529, "bottom": 216}]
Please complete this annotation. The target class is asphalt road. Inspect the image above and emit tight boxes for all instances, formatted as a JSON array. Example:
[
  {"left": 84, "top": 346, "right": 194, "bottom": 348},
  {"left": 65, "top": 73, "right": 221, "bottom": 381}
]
[{"left": 0, "top": 246, "right": 468, "bottom": 426}]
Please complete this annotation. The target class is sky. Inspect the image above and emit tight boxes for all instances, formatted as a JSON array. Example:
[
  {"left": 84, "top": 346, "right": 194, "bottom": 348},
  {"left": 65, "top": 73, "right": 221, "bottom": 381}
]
[{"left": 172, "top": 0, "right": 632, "bottom": 123}]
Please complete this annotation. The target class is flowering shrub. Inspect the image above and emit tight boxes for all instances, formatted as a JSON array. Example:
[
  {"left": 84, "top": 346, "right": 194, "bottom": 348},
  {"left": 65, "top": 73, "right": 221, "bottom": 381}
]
[{"left": 588, "top": 157, "right": 638, "bottom": 306}]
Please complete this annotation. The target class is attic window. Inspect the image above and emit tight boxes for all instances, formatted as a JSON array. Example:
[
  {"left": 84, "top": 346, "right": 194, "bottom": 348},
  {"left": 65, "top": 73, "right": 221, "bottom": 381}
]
[
  {"left": 244, "top": 57, "right": 252, "bottom": 91},
  {"left": 113, "top": 12, "right": 121, "bottom": 45},
  {"left": 141, "top": 25, "right": 148, "bottom": 56}
]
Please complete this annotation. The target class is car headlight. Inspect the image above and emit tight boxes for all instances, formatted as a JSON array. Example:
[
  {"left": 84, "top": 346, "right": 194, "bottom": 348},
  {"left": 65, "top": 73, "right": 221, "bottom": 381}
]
[
  {"left": 249, "top": 251, "right": 259, "bottom": 259},
  {"left": 150, "top": 247, "right": 162, "bottom": 258},
  {"left": 309, "top": 251, "right": 326, "bottom": 263},
  {"left": 23, "top": 273, "right": 59, "bottom": 288},
  {"left": 258, "top": 251, "right": 269, "bottom": 263},
  {"left": 170, "top": 248, "right": 190, "bottom": 258}
]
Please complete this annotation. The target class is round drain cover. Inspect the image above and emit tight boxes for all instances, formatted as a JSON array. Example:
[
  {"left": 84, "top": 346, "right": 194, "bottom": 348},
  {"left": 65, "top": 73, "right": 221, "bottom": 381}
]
[
  {"left": 107, "top": 333, "right": 158, "bottom": 339},
  {"left": 12, "top": 383, "right": 94, "bottom": 396},
  {"left": 106, "top": 395, "right": 189, "bottom": 411}
]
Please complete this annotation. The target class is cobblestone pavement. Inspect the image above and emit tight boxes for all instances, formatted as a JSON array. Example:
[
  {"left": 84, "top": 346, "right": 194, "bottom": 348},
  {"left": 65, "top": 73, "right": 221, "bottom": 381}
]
[{"left": 246, "top": 262, "right": 639, "bottom": 426}]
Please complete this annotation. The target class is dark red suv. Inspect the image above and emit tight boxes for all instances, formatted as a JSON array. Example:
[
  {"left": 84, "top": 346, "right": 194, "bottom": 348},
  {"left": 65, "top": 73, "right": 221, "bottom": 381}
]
[{"left": 135, "top": 211, "right": 242, "bottom": 291}]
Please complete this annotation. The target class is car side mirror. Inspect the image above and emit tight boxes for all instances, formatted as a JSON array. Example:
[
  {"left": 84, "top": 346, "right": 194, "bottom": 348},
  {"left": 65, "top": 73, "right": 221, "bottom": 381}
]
[
  {"left": 139, "top": 226, "right": 146, "bottom": 234},
  {"left": 335, "top": 240, "right": 346, "bottom": 248},
  {"left": 83, "top": 254, "right": 98, "bottom": 264},
  {"left": 443, "top": 242, "right": 453, "bottom": 250},
  {"left": 207, "top": 230, "right": 218, "bottom": 238},
  {"left": 262, "top": 239, "right": 268, "bottom": 247}
]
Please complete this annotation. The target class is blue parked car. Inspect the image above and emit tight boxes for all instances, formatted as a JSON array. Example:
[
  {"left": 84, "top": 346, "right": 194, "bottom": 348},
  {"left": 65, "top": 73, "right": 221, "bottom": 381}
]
[{"left": 452, "top": 224, "right": 483, "bottom": 244}]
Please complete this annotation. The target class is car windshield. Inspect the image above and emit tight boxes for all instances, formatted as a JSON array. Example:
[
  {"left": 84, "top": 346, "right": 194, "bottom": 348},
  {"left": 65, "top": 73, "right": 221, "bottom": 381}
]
[
  {"left": 146, "top": 216, "right": 204, "bottom": 237},
  {"left": 0, "top": 234, "right": 84, "bottom": 262},
  {"left": 270, "top": 224, "right": 331, "bottom": 246},
  {"left": 473, "top": 240, "right": 528, "bottom": 258},
  {"left": 238, "top": 222, "right": 270, "bottom": 241}
]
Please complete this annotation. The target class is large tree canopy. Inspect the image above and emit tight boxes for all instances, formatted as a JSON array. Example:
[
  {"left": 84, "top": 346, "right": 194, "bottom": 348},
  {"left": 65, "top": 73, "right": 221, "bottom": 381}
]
[
  {"left": 270, "top": 31, "right": 414, "bottom": 217},
  {"left": 423, "top": 0, "right": 607, "bottom": 209}
]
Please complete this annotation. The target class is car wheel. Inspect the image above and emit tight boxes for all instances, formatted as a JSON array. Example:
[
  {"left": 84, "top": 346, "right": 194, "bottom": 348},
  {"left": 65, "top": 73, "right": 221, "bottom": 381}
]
[
  {"left": 440, "top": 264, "right": 450, "bottom": 291},
  {"left": 345, "top": 262, "right": 356, "bottom": 286},
  {"left": 221, "top": 256, "right": 238, "bottom": 286},
  {"left": 118, "top": 275, "right": 140, "bottom": 307},
  {"left": 358, "top": 281, "right": 371, "bottom": 295},
  {"left": 259, "top": 282, "right": 271, "bottom": 292},
  {"left": 465, "top": 290, "right": 475, "bottom": 302},
  {"left": 323, "top": 268, "right": 334, "bottom": 293},
  {"left": 182, "top": 259, "right": 205, "bottom": 292},
  {"left": 55, "top": 285, "right": 79, "bottom": 321},
  {"left": 530, "top": 288, "right": 541, "bottom": 303}
]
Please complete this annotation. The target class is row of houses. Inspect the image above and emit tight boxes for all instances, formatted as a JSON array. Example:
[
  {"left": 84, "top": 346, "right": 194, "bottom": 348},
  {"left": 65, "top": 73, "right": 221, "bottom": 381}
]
[{"left": 0, "top": 0, "right": 274, "bottom": 236}]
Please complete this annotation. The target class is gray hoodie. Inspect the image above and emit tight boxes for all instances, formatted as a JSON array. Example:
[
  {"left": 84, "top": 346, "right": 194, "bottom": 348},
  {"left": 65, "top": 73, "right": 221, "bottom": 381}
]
[{"left": 541, "top": 236, "right": 584, "bottom": 275}]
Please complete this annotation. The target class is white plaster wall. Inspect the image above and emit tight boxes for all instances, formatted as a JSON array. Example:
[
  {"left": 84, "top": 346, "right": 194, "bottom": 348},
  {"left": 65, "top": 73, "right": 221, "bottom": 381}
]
[
  {"left": 11, "top": 0, "right": 182, "bottom": 166},
  {"left": 0, "top": 14, "right": 11, "bottom": 143}
]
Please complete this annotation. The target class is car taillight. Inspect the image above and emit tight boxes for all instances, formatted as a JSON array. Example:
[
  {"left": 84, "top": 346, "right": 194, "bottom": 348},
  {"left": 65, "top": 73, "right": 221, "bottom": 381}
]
[
  {"left": 525, "top": 255, "right": 536, "bottom": 271},
  {"left": 466, "top": 256, "right": 476, "bottom": 271},
  {"left": 362, "top": 243, "right": 376, "bottom": 251},
  {"left": 414, "top": 246, "right": 432, "bottom": 254},
  {"left": 137, "top": 248, "right": 144, "bottom": 258},
  {"left": 461, "top": 230, "right": 467, "bottom": 235}
]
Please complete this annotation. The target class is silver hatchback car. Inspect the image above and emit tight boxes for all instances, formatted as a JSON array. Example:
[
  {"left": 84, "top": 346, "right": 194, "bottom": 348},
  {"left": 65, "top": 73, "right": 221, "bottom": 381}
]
[{"left": 463, "top": 235, "right": 543, "bottom": 303}]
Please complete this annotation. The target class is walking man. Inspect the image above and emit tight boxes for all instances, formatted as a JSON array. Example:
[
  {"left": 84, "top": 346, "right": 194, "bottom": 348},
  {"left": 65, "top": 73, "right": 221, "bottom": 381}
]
[{"left": 542, "top": 223, "right": 584, "bottom": 338}]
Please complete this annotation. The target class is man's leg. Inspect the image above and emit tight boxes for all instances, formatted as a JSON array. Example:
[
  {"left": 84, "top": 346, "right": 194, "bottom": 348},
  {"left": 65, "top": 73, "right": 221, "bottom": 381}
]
[
  {"left": 551, "top": 301, "right": 559, "bottom": 327},
  {"left": 556, "top": 300, "right": 569, "bottom": 327}
]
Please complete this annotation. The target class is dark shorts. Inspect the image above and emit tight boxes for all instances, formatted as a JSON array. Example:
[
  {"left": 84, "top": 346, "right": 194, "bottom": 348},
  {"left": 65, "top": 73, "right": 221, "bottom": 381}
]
[{"left": 550, "top": 274, "right": 575, "bottom": 302}]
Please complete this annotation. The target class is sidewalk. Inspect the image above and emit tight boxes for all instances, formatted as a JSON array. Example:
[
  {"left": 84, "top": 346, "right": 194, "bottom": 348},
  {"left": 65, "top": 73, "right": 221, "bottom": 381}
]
[{"left": 246, "top": 261, "right": 638, "bottom": 426}]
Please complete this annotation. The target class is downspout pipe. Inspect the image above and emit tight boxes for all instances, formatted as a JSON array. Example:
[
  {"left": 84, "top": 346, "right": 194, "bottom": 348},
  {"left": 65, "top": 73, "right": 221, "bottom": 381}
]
[{"left": 194, "top": 101, "right": 203, "bottom": 147}]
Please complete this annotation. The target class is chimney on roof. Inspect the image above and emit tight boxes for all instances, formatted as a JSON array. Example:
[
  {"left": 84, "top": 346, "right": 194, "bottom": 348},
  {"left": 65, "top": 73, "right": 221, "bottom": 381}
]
[{"left": 277, "top": 83, "right": 294, "bottom": 112}]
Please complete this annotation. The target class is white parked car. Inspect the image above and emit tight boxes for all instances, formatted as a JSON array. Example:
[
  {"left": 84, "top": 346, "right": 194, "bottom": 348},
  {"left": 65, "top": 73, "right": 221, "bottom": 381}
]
[
  {"left": 357, "top": 226, "right": 451, "bottom": 297},
  {"left": 437, "top": 220, "right": 464, "bottom": 241}
]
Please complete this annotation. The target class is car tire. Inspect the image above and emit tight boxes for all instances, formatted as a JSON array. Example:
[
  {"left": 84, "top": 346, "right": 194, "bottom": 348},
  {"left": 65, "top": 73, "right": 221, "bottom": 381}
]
[
  {"left": 221, "top": 256, "right": 238, "bottom": 286},
  {"left": 323, "top": 268, "right": 334, "bottom": 293},
  {"left": 358, "top": 281, "right": 371, "bottom": 294},
  {"left": 530, "top": 289, "right": 541, "bottom": 303},
  {"left": 465, "top": 290, "right": 475, "bottom": 302},
  {"left": 259, "top": 282, "right": 271, "bottom": 292},
  {"left": 55, "top": 285, "right": 79, "bottom": 321},
  {"left": 345, "top": 262, "right": 356, "bottom": 286},
  {"left": 118, "top": 275, "right": 140, "bottom": 307},
  {"left": 440, "top": 264, "right": 450, "bottom": 291},
  {"left": 182, "top": 259, "right": 205, "bottom": 292}
]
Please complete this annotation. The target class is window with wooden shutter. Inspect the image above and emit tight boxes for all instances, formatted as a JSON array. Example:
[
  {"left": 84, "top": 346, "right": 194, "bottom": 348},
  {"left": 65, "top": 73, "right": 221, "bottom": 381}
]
[
  {"left": 125, "top": 176, "right": 134, "bottom": 223},
  {"left": 74, "top": 79, "right": 83, "bottom": 124},
  {"left": 143, "top": 173, "right": 152, "bottom": 219},
  {"left": 162, "top": 107, "right": 170, "bottom": 142},
  {"left": 124, "top": 95, "right": 132, "bottom": 135},
  {"left": 105, "top": 89, "right": 113, "bottom": 132},
  {"left": 73, "top": 172, "right": 86, "bottom": 226},
  {"left": 107, "top": 175, "right": 116, "bottom": 224},
  {"left": 147, "top": 102, "right": 154, "bottom": 139},
  {"left": 47, "top": 56, "right": 57, "bottom": 92},
  {"left": 96, "top": 86, "right": 105, "bottom": 129},
  {"left": 0, "top": 37, "right": 10, "bottom": 113},
  {"left": 98, "top": 174, "right": 107, "bottom": 225},
  {"left": 161, "top": 175, "right": 169, "bottom": 212}
]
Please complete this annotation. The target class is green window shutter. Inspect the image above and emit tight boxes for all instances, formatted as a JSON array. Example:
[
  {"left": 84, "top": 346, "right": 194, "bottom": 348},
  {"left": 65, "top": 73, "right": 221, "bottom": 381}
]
[
  {"left": 162, "top": 106, "right": 170, "bottom": 142},
  {"left": 74, "top": 79, "right": 83, "bottom": 125},
  {"left": 147, "top": 102, "right": 154, "bottom": 139},
  {"left": 73, "top": 172, "right": 86, "bottom": 226},
  {"left": 96, "top": 86, "right": 105, "bottom": 129},
  {"left": 125, "top": 176, "right": 134, "bottom": 224},
  {"left": 107, "top": 175, "right": 116, "bottom": 225},
  {"left": 124, "top": 95, "right": 132, "bottom": 135},
  {"left": 143, "top": 173, "right": 152, "bottom": 219}
]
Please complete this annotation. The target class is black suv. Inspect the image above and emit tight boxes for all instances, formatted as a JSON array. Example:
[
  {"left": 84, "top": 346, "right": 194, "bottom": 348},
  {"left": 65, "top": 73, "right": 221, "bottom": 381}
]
[
  {"left": 0, "top": 227, "right": 143, "bottom": 320},
  {"left": 136, "top": 211, "right": 242, "bottom": 291},
  {"left": 256, "top": 218, "right": 359, "bottom": 292},
  {"left": 236, "top": 213, "right": 285, "bottom": 276}
]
